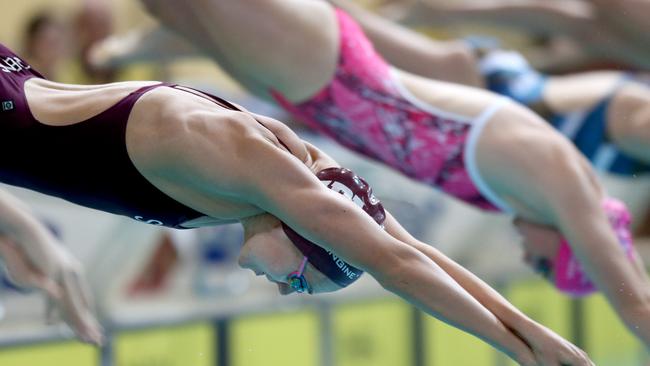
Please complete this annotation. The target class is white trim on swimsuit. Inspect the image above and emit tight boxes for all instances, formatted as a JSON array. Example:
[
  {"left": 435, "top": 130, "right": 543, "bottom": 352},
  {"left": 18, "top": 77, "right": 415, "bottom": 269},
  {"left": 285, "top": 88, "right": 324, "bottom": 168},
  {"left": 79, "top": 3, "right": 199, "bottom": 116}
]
[
  {"left": 389, "top": 68, "right": 474, "bottom": 124},
  {"left": 464, "top": 97, "right": 514, "bottom": 214}
]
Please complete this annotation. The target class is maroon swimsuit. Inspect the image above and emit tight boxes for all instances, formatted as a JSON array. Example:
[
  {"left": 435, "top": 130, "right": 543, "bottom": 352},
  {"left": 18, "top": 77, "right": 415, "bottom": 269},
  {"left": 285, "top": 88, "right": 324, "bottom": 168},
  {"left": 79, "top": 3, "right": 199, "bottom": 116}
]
[{"left": 0, "top": 43, "right": 214, "bottom": 228}]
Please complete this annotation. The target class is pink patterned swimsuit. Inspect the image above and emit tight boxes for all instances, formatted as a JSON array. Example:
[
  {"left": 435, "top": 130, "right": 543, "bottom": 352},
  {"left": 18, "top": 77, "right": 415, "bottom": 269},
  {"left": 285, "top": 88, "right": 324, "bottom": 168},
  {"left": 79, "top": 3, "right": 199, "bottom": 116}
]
[{"left": 272, "top": 9, "right": 510, "bottom": 212}]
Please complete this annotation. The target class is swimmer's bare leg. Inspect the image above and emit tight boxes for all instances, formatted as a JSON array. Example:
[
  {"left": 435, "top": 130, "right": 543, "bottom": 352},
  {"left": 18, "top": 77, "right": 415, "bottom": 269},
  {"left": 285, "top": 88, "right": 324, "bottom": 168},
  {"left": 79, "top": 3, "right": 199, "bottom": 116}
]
[
  {"left": 140, "top": 0, "right": 339, "bottom": 101},
  {"left": 327, "top": 0, "right": 483, "bottom": 86},
  {"left": 609, "top": 81, "right": 650, "bottom": 164}
]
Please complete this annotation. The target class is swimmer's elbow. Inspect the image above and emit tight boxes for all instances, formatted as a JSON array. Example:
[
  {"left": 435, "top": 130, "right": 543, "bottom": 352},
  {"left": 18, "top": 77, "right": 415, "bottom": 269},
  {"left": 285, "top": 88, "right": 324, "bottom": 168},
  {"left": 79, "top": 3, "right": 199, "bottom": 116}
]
[{"left": 369, "top": 243, "right": 438, "bottom": 293}]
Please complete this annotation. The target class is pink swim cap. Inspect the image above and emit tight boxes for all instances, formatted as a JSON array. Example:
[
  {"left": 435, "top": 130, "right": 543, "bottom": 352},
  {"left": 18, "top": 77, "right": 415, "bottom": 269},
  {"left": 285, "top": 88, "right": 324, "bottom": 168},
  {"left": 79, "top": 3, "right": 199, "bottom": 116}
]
[{"left": 554, "top": 198, "right": 637, "bottom": 297}]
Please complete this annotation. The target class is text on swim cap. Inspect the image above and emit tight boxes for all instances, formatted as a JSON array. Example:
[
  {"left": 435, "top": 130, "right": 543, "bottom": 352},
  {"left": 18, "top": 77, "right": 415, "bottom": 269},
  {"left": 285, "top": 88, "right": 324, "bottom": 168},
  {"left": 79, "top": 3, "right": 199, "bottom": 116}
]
[{"left": 328, "top": 250, "right": 360, "bottom": 280}]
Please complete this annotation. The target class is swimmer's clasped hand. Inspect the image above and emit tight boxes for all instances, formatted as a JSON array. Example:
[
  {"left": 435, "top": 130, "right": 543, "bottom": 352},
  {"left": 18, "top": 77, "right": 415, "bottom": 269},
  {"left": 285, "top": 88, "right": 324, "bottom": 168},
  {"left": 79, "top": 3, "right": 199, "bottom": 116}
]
[{"left": 0, "top": 239, "right": 104, "bottom": 346}]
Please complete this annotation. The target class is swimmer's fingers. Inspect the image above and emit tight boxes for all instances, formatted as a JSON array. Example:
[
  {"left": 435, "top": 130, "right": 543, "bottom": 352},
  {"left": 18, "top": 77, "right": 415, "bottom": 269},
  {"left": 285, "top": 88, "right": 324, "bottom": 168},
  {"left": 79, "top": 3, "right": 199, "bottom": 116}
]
[
  {"left": 0, "top": 239, "right": 103, "bottom": 345},
  {"left": 0, "top": 240, "right": 71, "bottom": 334},
  {"left": 58, "top": 264, "right": 104, "bottom": 346},
  {"left": 517, "top": 321, "right": 594, "bottom": 366},
  {"left": 533, "top": 344, "right": 594, "bottom": 366},
  {"left": 0, "top": 239, "right": 60, "bottom": 297}
]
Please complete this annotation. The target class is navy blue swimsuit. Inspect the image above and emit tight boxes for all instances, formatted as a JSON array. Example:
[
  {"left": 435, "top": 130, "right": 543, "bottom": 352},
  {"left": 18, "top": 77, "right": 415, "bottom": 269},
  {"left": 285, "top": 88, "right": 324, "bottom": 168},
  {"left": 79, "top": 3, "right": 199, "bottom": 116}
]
[
  {"left": 548, "top": 74, "right": 650, "bottom": 176},
  {"left": 0, "top": 43, "right": 213, "bottom": 228}
]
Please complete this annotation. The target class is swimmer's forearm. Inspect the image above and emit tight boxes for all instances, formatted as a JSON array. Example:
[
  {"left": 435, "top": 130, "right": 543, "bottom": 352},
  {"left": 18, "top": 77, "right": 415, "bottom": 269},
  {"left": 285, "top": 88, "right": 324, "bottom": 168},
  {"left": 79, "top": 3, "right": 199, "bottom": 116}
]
[
  {"left": 407, "top": 0, "right": 591, "bottom": 36},
  {"left": 612, "top": 253, "right": 650, "bottom": 347},
  {"left": 329, "top": 0, "right": 482, "bottom": 86},
  {"left": 260, "top": 188, "right": 532, "bottom": 362},
  {"left": 0, "top": 189, "right": 59, "bottom": 273},
  {"left": 609, "top": 247, "right": 650, "bottom": 347},
  {"left": 94, "top": 27, "right": 201, "bottom": 68},
  {"left": 0, "top": 189, "right": 48, "bottom": 244},
  {"left": 383, "top": 212, "right": 544, "bottom": 336},
  {"left": 133, "top": 27, "right": 201, "bottom": 60},
  {"left": 618, "top": 305, "right": 650, "bottom": 348},
  {"left": 411, "top": 242, "right": 536, "bottom": 329},
  {"left": 374, "top": 249, "right": 534, "bottom": 363},
  {"left": 553, "top": 201, "right": 650, "bottom": 346}
]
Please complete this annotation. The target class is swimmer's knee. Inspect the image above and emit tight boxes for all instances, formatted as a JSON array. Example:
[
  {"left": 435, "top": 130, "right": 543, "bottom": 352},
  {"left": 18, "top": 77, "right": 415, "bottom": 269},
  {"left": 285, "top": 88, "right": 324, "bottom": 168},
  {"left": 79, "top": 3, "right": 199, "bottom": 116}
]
[
  {"left": 611, "top": 86, "right": 650, "bottom": 141},
  {"left": 440, "top": 44, "right": 483, "bottom": 86},
  {"left": 494, "top": 97, "right": 547, "bottom": 127},
  {"left": 627, "top": 104, "right": 650, "bottom": 141}
]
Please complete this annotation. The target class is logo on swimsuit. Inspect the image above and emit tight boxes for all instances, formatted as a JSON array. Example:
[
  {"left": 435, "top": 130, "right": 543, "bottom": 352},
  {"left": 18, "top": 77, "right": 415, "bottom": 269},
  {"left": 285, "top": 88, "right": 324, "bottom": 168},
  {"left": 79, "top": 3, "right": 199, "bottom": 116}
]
[
  {"left": 1, "top": 101, "right": 13, "bottom": 111},
  {"left": 134, "top": 216, "right": 164, "bottom": 226},
  {"left": 0, "top": 57, "right": 30, "bottom": 73}
]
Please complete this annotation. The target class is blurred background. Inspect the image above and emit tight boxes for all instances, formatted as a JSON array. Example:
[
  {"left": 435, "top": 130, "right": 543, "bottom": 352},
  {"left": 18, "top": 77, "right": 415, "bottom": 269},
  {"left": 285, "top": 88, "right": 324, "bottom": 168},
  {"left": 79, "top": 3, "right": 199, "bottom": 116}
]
[{"left": 0, "top": 0, "right": 649, "bottom": 365}]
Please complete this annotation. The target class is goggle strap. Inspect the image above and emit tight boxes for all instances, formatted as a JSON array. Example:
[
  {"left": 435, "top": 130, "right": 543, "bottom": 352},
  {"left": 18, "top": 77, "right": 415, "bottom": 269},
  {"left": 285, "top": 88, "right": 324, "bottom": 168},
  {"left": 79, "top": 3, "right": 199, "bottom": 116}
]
[{"left": 297, "top": 256, "right": 308, "bottom": 275}]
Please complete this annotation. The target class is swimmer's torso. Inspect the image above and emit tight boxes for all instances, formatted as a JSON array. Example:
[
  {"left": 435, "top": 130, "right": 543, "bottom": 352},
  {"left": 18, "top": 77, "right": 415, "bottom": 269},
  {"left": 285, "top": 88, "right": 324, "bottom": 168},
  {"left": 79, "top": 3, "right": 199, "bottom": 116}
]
[
  {"left": 0, "top": 43, "right": 319, "bottom": 228},
  {"left": 124, "top": 84, "right": 326, "bottom": 226}
]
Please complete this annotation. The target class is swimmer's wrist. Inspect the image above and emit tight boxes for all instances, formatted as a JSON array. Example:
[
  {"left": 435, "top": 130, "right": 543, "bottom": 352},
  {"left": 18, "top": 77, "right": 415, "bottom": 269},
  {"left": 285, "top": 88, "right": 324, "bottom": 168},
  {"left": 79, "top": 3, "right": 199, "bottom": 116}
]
[
  {"left": 490, "top": 322, "right": 534, "bottom": 364},
  {"left": 509, "top": 316, "right": 547, "bottom": 339},
  {"left": 480, "top": 296, "right": 538, "bottom": 334},
  {"left": 489, "top": 310, "right": 550, "bottom": 353},
  {"left": 508, "top": 311, "right": 539, "bottom": 331}
]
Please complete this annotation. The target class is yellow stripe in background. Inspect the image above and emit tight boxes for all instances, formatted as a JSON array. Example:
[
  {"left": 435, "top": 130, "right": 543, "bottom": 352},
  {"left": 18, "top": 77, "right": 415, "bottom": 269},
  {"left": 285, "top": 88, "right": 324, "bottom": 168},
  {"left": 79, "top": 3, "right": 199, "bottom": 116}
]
[
  {"left": 0, "top": 341, "right": 98, "bottom": 366},
  {"left": 332, "top": 299, "right": 414, "bottom": 366},
  {"left": 230, "top": 310, "right": 320, "bottom": 366},
  {"left": 582, "top": 295, "right": 647, "bottom": 366},
  {"left": 425, "top": 316, "right": 495, "bottom": 366},
  {"left": 114, "top": 322, "right": 215, "bottom": 366}
]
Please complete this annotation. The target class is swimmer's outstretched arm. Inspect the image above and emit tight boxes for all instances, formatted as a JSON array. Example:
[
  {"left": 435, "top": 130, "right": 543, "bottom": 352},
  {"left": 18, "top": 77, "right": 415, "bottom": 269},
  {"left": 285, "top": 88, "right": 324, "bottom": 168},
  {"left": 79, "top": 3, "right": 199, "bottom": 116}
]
[
  {"left": 243, "top": 151, "right": 534, "bottom": 364},
  {"left": 326, "top": 0, "right": 482, "bottom": 87},
  {"left": 90, "top": 26, "right": 200, "bottom": 69},
  {"left": 551, "top": 191, "right": 650, "bottom": 347},
  {"left": 395, "top": 0, "right": 592, "bottom": 37},
  {"left": 0, "top": 189, "right": 102, "bottom": 345},
  {"left": 381, "top": 211, "right": 590, "bottom": 364}
]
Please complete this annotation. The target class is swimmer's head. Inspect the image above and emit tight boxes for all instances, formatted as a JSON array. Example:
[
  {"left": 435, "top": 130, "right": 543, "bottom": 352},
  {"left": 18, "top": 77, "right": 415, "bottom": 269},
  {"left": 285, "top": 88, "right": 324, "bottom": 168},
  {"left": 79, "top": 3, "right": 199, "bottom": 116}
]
[
  {"left": 515, "top": 218, "right": 561, "bottom": 282},
  {"left": 239, "top": 213, "right": 341, "bottom": 295},
  {"left": 516, "top": 198, "right": 638, "bottom": 297},
  {"left": 239, "top": 167, "right": 385, "bottom": 295},
  {"left": 283, "top": 167, "right": 385, "bottom": 289}
]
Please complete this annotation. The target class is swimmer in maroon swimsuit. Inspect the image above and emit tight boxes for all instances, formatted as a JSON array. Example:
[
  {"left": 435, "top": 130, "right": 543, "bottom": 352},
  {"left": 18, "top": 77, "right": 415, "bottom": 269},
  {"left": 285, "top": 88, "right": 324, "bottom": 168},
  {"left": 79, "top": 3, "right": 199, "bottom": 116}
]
[{"left": 0, "top": 43, "right": 593, "bottom": 365}]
